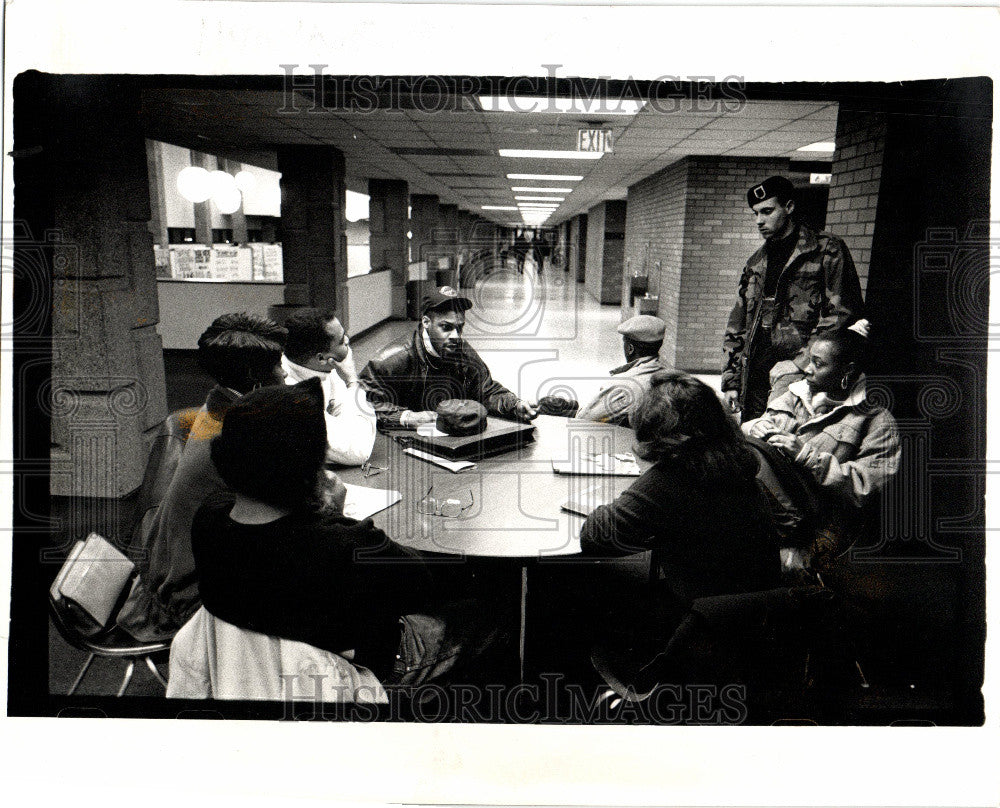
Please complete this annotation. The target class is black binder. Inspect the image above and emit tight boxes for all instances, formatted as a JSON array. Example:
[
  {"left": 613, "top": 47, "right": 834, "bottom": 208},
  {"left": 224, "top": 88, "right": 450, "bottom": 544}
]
[{"left": 407, "top": 418, "right": 536, "bottom": 460}]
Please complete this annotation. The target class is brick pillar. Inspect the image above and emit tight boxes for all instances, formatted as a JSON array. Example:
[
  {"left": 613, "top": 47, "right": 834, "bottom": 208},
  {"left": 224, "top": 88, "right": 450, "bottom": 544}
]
[
  {"left": 437, "top": 204, "right": 459, "bottom": 245},
  {"left": 584, "top": 201, "right": 625, "bottom": 304},
  {"left": 569, "top": 214, "right": 588, "bottom": 283},
  {"left": 409, "top": 194, "right": 439, "bottom": 265},
  {"left": 14, "top": 75, "right": 168, "bottom": 497},
  {"left": 368, "top": 178, "right": 409, "bottom": 318},
  {"left": 435, "top": 203, "right": 459, "bottom": 284},
  {"left": 276, "top": 145, "right": 346, "bottom": 316},
  {"left": 827, "top": 109, "right": 887, "bottom": 295}
]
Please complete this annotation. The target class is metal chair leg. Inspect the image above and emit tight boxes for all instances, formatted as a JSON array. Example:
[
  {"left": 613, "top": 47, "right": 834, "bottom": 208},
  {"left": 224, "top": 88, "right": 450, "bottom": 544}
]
[
  {"left": 68, "top": 653, "right": 96, "bottom": 696},
  {"left": 145, "top": 655, "right": 168, "bottom": 689},
  {"left": 117, "top": 659, "right": 136, "bottom": 697}
]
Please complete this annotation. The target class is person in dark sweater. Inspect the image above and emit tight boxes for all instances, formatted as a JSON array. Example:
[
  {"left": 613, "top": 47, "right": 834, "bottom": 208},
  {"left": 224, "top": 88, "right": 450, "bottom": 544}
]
[
  {"left": 192, "top": 377, "right": 497, "bottom": 685},
  {"left": 579, "top": 370, "right": 781, "bottom": 682}
]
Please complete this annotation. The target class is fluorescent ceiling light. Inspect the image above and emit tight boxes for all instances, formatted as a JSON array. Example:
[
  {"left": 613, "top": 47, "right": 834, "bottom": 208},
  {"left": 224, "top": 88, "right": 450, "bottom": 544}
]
[
  {"left": 518, "top": 204, "right": 559, "bottom": 209},
  {"left": 511, "top": 186, "right": 573, "bottom": 193},
  {"left": 507, "top": 173, "right": 583, "bottom": 181},
  {"left": 479, "top": 96, "right": 644, "bottom": 115},
  {"left": 481, "top": 205, "right": 519, "bottom": 211},
  {"left": 499, "top": 149, "right": 603, "bottom": 160},
  {"left": 796, "top": 141, "right": 836, "bottom": 152},
  {"left": 515, "top": 195, "right": 565, "bottom": 202}
]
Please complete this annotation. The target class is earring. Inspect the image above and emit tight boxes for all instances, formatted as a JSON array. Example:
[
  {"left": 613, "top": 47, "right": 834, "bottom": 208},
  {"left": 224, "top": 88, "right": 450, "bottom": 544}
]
[{"left": 840, "top": 374, "right": 851, "bottom": 390}]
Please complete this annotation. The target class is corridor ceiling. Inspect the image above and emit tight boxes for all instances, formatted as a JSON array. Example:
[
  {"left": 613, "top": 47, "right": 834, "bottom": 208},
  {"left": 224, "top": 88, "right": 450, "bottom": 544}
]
[{"left": 142, "top": 84, "right": 837, "bottom": 227}]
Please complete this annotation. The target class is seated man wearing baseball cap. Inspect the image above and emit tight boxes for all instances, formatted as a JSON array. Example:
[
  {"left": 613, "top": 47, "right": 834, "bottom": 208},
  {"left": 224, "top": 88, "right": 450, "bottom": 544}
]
[
  {"left": 574, "top": 315, "right": 671, "bottom": 426},
  {"left": 359, "top": 286, "right": 537, "bottom": 429}
]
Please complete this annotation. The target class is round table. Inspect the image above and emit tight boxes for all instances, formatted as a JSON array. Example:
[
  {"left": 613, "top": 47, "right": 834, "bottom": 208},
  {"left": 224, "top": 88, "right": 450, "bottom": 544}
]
[{"left": 335, "top": 415, "right": 649, "bottom": 681}]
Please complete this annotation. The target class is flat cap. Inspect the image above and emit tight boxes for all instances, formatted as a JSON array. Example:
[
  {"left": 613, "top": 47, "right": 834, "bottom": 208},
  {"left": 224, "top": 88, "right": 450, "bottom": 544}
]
[
  {"left": 435, "top": 399, "right": 487, "bottom": 437},
  {"left": 421, "top": 285, "right": 473, "bottom": 316},
  {"left": 617, "top": 315, "right": 666, "bottom": 343},
  {"left": 747, "top": 175, "right": 795, "bottom": 208}
]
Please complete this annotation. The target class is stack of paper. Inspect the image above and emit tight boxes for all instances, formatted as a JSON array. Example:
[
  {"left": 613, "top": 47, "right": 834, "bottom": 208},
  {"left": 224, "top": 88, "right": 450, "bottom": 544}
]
[
  {"left": 551, "top": 451, "right": 641, "bottom": 477},
  {"left": 342, "top": 483, "right": 402, "bottom": 520}
]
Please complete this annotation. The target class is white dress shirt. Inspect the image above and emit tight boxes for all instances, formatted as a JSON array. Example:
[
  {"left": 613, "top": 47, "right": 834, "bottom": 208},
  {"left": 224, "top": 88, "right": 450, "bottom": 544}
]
[{"left": 281, "top": 354, "right": 377, "bottom": 466}]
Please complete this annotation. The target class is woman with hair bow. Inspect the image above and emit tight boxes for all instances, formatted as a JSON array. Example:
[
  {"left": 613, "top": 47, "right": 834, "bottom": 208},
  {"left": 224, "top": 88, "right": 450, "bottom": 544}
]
[{"left": 742, "top": 319, "right": 901, "bottom": 563}]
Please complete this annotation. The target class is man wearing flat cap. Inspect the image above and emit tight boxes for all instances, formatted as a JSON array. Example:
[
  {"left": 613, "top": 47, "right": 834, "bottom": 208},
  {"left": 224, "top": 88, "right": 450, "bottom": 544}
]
[
  {"left": 359, "top": 286, "right": 537, "bottom": 428},
  {"left": 574, "top": 314, "right": 670, "bottom": 425},
  {"left": 722, "top": 175, "right": 864, "bottom": 422}
]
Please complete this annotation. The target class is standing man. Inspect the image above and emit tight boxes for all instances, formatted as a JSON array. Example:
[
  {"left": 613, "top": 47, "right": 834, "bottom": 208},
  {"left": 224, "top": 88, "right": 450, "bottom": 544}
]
[
  {"left": 281, "top": 308, "right": 377, "bottom": 466},
  {"left": 575, "top": 315, "right": 670, "bottom": 426},
  {"left": 360, "top": 286, "right": 537, "bottom": 428},
  {"left": 722, "top": 175, "right": 864, "bottom": 422}
]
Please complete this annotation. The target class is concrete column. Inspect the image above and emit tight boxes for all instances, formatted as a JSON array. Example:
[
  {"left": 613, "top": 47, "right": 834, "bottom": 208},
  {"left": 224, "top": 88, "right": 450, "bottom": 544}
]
[
  {"left": 223, "top": 158, "right": 249, "bottom": 244},
  {"left": 191, "top": 151, "right": 215, "bottom": 246},
  {"left": 409, "top": 194, "right": 439, "bottom": 264},
  {"left": 145, "top": 139, "right": 169, "bottom": 247},
  {"left": 276, "top": 145, "right": 346, "bottom": 317},
  {"left": 15, "top": 75, "right": 168, "bottom": 497},
  {"left": 368, "top": 178, "right": 409, "bottom": 318}
]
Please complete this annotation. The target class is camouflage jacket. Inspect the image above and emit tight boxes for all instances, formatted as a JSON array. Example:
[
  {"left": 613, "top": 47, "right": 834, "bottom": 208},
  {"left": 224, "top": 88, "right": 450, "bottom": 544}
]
[{"left": 721, "top": 223, "right": 864, "bottom": 402}]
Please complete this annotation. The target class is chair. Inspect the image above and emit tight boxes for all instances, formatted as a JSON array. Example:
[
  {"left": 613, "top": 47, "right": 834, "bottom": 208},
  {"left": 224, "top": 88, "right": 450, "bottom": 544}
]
[
  {"left": 166, "top": 607, "right": 388, "bottom": 703},
  {"left": 49, "top": 409, "right": 196, "bottom": 696},
  {"left": 49, "top": 587, "right": 170, "bottom": 696}
]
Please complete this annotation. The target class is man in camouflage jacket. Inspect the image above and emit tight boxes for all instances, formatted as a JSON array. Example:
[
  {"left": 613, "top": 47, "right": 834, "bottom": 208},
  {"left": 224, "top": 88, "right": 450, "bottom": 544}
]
[{"left": 722, "top": 176, "right": 864, "bottom": 421}]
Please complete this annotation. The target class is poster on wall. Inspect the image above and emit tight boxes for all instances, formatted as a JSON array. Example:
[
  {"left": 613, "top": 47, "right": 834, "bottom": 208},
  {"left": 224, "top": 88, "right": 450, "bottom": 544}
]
[
  {"left": 210, "top": 247, "right": 254, "bottom": 281},
  {"left": 256, "top": 243, "right": 283, "bottom": 281},
  {"left": 168, "top": 247, "right": 212, "bottom": 278}
]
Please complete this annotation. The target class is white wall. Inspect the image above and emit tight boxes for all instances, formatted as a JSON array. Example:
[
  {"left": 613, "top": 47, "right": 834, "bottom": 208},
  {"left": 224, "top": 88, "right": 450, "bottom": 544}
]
[
  {"left": 239, "top": 164, "right": 282, "bottom": 217},
  {"left": 157, "top": 280, "right": 285, "bottom": 349},
  {"left": 346, "top": 270, "right": 393, "bottom": 334},
  {"left": 161, "top": 141, "right": 195, "bottom": 229}
]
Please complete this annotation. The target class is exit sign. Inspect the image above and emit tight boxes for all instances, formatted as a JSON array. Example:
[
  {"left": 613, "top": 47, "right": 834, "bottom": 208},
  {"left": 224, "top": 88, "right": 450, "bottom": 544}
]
[{"left": 578, "top": 129, "right": 614, "bottom": 153}]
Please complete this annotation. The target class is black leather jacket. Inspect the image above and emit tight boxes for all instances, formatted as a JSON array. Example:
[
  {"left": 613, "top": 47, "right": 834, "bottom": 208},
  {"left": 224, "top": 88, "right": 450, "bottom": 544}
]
[{"left": 359, "top": 329, "right": 520, "bottom": 428}]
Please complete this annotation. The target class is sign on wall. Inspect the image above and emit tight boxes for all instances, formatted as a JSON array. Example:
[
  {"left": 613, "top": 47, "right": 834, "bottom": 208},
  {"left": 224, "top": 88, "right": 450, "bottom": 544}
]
[{"left": 578, "top": 129, "right": 614, "bottom": 153}]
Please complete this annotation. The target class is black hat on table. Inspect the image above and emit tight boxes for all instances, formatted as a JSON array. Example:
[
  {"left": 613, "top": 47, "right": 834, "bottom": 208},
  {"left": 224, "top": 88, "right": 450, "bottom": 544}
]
[
  {"left": 747, "top": 175, "right": 796, "bottom": 208},
  {"left": 421, "top": 286, "right": 473, "bottom": 316},
  {"left": 435, "top": 399, "right": 487, "bottom": 437}
]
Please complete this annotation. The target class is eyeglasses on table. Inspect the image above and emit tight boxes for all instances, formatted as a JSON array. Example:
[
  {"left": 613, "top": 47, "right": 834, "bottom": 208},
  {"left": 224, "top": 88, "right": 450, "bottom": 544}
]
[{"left": 416, "top": 485, "right": 475, "bottom": 518}]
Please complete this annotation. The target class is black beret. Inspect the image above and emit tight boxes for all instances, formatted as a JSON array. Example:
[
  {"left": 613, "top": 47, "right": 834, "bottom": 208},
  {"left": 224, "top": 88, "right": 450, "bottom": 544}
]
[{"left": 747, "top": 175, "right": 796, "bottom": 208}]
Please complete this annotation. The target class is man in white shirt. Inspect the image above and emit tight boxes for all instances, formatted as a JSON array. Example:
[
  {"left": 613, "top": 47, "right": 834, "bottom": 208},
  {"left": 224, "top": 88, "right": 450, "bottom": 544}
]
[{"left": 281, "top": 308, "right": 377, "bottom": 466}]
